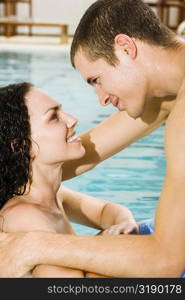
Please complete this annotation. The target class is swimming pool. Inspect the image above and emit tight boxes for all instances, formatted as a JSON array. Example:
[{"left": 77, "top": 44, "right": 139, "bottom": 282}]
[{"left": 0, "top": 47, "right": 166, "bottom": 235}]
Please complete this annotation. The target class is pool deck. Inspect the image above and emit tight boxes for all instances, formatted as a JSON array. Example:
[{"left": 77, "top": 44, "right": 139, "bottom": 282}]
[{"left": 0, "top": 35, "right": 72, "bottom": 51}]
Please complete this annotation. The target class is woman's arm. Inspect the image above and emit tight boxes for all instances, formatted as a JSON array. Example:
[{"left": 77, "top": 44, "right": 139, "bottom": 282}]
[{"left": 59, "top": 186, "right": 138, "bottom": 234}]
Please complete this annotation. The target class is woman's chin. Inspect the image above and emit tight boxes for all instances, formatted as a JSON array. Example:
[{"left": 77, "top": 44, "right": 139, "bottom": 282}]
[
  {"left": 69, "top": 145, "right": 86, "bottom": 160},
  {"left": 77, "top": 145, "right": 86, "bottom": 158}
]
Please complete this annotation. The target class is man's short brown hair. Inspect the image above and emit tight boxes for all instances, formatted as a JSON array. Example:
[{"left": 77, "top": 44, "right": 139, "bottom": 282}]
[{"left": 71, "top": 0, "right": 177, "bottom": 66}]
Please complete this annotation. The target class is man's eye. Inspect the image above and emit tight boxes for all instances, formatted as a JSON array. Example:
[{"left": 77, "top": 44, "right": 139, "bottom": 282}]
[{"left": 92, "top": 78, "right": 99, "bottom": 85}]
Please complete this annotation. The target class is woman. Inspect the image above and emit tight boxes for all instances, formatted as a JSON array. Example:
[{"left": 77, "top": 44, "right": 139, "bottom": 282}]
[{"left": 0, "top": 82, "right": 138, "bottom": 278}]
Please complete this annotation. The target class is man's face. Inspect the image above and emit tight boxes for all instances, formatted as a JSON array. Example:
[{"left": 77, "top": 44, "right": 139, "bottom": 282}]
[{"left": 74, "top": 48, "right": 149, "bottom": 119}]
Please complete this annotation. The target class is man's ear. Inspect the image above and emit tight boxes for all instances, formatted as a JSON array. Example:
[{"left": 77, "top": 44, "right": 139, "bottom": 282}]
[{"left": 114, "top": 34, "right": 137, "bottom": 59}]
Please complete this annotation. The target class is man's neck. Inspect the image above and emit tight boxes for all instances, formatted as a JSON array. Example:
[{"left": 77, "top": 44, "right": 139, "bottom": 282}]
[{"left": 138, "top": 38, "right": 185, "bottom": 98}]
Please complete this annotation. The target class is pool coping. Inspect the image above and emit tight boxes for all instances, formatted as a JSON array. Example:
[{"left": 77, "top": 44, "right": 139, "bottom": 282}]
[{"left": 0, "top": 36, "right": 72, "bottom": 52}]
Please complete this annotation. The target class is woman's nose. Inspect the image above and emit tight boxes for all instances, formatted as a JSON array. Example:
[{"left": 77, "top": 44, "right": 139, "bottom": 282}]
[{"left": 62, "top": 112, "right": 78, "bottom": 128}]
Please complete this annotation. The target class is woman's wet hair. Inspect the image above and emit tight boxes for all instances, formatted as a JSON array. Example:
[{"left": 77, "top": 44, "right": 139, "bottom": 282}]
[
  {"left": 71, "top": 0, "right": 178, "bottom": 66},
  {"left": 0, "top": 82, "right": 33, "bottom": 209}
]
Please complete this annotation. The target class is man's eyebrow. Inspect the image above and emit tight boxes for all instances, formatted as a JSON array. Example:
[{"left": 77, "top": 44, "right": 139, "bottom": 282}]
[{"left": 45, "top": 104, "right": 62, "bottom": 114}]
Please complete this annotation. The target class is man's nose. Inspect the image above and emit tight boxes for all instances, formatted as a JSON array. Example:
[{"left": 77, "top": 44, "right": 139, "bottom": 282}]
[
  {"left": 62, "top": 112, "right": 78, "bottom": 129},
  {"left": 97, "top": 89, "right": 111, "bottom": 106}
]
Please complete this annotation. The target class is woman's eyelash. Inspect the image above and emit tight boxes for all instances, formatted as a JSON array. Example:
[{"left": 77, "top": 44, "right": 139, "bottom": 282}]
[{"left": 50, "top": 112, "right": 58, "bottom": 121}]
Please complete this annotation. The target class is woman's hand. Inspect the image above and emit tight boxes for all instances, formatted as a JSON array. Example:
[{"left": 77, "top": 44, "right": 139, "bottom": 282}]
[{"left": 101, "top": 219, "right": 139, "bottom": 235}]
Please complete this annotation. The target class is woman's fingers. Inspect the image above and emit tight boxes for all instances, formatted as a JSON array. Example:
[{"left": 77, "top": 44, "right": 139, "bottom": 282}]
[{"left": 102, "top": 221, "right": 139, "bottom": 236}]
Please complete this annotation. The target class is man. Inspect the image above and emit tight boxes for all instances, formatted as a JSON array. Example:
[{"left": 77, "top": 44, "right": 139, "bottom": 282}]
[{"left": 0, "top": 0, "right": 185, "bottom": 277}]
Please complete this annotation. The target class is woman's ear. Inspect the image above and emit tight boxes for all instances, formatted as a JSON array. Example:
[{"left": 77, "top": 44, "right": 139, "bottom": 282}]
[
  {"left": 11, "top": 138, "right": 31, "bottom": 154},
  {"left": 114, "top": 34, "right": 137, "bottom": 59},
  {"left": 30, "top": 139, "right": 39, "bottom": 159}
]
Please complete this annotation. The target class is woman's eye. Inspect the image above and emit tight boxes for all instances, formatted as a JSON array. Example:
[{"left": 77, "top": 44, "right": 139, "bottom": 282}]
[{"left": 50, "top": 112, "right": 58, "bottom": 121}]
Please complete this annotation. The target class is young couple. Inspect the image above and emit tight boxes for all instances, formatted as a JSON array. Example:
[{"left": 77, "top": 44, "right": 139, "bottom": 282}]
[{"left": 0, "top": 0, "right": 185, "bottom": 277}]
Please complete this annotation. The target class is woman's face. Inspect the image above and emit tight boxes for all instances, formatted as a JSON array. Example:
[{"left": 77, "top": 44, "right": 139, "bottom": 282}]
[{"left": 25, "top": 87, "right": 85, "bottom": 165}]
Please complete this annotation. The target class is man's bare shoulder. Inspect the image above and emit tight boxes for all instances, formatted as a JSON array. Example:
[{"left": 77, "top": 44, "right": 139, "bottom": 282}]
[
  {"left": 166, "top": 79, "right": 185, "bottom": 123},
  {"left": 162, "top": 79, "right": 185, "bottom": 118},
  {"left": 0, "top": 201, "right": 55, "bottom": 233},
  {"left": 163, "top": 79, "right": 185, "bottom": 177}
]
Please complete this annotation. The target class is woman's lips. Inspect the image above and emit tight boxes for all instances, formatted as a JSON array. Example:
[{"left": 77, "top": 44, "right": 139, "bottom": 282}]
[
  {"left": 67, "top": 133, "right": 81, "bottom": 143},
  {"left": 66, "top": 131, "right": 75, "bottom": 140}
]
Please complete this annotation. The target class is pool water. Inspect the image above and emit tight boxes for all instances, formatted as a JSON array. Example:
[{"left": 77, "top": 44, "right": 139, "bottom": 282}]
[{"left": 0, "top": 48, "right": 166, "bottom": 235}]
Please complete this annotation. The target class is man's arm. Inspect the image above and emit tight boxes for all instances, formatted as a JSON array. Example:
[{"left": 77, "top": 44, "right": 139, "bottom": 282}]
[
  {"left": 62, "top": 97, "right": 172, "bottom": 180},
  {"left": 0, "top": 204, "right": 85, "bottom": 278}
]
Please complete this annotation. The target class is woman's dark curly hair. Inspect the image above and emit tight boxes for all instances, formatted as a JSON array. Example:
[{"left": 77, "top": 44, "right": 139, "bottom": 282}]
[{"left": 0, "top": 82, "right": 33, "bottom": 209}]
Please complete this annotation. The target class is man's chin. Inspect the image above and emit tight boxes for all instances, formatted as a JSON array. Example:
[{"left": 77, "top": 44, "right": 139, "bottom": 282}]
[
  {"left": 126, "top": 110, "right": 143, "bottom": 120},
  {"left": 116, "top": 104, "right": 143, "bottom": 119}
]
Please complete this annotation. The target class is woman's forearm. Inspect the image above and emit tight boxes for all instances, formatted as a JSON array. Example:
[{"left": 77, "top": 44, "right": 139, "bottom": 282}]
[{"left": 100, "top": 202, "right": 134, "bottom": 227}]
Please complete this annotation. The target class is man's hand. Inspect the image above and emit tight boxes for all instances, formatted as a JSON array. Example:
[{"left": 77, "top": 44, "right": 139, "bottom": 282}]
[{"left": 0, "top": 232, "right": 36, "bottom": 277}]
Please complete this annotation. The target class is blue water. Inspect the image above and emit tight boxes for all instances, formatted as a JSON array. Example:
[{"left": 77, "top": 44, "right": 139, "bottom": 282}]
[{"left": 0, "top": 48, "right": 166, "bottom": 235}]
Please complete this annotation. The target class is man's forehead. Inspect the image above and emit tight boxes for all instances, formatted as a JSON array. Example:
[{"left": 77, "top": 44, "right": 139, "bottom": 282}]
[
  {"left": 74, "top": 50, "right": 91, "bottom": 69},
  {"left": 74, "top": 50, "right": 100, "bottom": 80}
]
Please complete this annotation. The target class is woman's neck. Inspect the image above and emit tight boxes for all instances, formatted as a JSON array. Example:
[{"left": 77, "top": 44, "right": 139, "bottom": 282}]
[{"left": 24, "top": 162, "right": 63, "bottom": 209}]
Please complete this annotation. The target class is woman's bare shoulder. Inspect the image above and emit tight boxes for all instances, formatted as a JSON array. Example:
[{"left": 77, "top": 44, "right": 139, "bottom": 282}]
[{"left": 0, "top": 201, "right": 55, "bottom": 233}]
